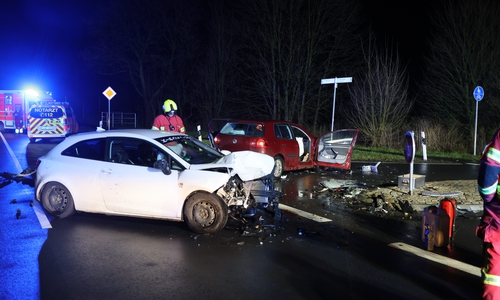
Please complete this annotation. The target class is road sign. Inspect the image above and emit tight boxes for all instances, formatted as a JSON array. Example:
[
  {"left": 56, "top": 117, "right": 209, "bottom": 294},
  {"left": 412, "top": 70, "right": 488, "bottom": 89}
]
[
  {"left": 473, "top": 86, "right": 484, "bottom": 101},
  {"left": 102, "top": 87, "right": 116, "bottom": 130},
  {"left": 473, "top": 86, "right": 484, "bottom": 155},
  {"left": 321, "top": 77, "right": 353, "bottom": 131},
  {"left": 404, "top": 131, "right": 415, "bottom": 164},
  {"left": 103, "top": 86, "right": 116, "bottom": 100},
  {"left": 321, "top": 77, "right": 352, "bottom": 85}
]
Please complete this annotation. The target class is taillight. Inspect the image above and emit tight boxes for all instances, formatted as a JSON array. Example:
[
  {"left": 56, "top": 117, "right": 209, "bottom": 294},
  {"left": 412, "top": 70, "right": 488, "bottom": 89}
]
[
  {"left": 249, "top": 138, "right": 269, "bottom": 148},
  {"left": 214, "top": 136, "right": 220, "bottom": 145}
]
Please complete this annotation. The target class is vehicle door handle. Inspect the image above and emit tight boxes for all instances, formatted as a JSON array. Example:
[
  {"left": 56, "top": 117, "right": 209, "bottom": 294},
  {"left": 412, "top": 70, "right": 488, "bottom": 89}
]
[{"left": 101, "top": 168, "right": 113, "bottom": 174}]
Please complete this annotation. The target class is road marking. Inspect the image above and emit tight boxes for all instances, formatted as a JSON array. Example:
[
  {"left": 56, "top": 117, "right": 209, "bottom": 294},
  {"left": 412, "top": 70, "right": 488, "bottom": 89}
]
[
  {"left": 32, "top": 201, "right": 52, "bottom": 229},
  {"left": 389, "top": 242, "right": 480, "bottom": 277},
  {"left": 0, "top": 132, "right": 23, "bottom": 173},
  {"left": 279, "top": 203, "right": 332, "bottom": 222}
]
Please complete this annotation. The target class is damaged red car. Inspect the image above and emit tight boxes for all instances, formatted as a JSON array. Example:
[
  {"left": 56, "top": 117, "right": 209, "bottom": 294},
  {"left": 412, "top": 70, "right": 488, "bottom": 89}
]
[{"left": 208, "top": 119, "right": 359, "bottom": 178}]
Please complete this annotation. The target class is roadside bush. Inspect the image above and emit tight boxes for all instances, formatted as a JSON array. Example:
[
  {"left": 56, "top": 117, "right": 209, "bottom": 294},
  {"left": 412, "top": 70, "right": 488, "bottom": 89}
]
[{"left": 412, "top": 118, "right": 468, "bottom": 153}]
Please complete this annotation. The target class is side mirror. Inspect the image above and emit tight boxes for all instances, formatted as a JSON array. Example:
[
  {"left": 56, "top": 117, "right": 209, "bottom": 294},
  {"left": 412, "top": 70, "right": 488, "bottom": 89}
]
[{"left": 153, "top": 159, "right": 171, "bottom": 175}]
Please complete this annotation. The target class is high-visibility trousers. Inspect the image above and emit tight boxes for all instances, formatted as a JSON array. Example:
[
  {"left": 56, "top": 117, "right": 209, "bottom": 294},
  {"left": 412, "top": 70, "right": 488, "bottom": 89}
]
[{"left": 483, "top": 242, "right": 500, "bottom": 299}]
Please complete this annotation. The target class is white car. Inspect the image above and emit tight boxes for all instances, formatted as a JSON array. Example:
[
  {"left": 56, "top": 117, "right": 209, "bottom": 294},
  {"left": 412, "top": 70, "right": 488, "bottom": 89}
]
[{"left": 34, "top": 129, "right": 279, "bottom": 234}]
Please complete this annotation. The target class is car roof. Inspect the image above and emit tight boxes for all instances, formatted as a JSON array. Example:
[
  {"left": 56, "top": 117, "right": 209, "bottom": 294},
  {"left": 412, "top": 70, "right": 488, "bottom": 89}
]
[
  {"left": 215, "top": 119, "right": 303, "bottom": 127},
  {"left": 66, "top": 128, "right": 182, "bottom": 142}
]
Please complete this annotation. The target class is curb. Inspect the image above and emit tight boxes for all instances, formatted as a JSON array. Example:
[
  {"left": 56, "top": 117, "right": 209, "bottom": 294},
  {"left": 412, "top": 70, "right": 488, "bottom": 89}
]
[{"left": 411, "top": 204, "right": 483, "bottom": 214}]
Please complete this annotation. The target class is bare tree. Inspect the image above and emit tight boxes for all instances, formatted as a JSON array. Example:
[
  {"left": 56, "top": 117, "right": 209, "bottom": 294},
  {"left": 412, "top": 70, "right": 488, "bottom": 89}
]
[
  {"left": 419, "top": 0, "right": 500, "bottom": 147},
  {"left": 232, "top": 0, "right": 361, "bottom": 130},
  {"left": 192, "top": 0, "right": 237, "bottom": 126},
  {"left": 346, "top": 32, "right": 414, "bottom": 147},
  {"left": 83, "top": 0, "right": 202, "bottom": 127}
]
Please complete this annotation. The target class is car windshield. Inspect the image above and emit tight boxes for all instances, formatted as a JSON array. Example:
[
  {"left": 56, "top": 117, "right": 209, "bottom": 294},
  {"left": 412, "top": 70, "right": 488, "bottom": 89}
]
[{"left": 155, "top": 135, "right": 224, "bottom": 164}]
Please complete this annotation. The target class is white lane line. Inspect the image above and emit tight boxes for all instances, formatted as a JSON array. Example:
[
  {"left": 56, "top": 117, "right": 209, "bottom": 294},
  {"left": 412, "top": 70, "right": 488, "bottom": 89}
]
[
  {"left": 279, "top": 203, "right": 332, "bottom": 222},
  {"left": 389, "top": 242, "right": 480, "bottom": 277},
  {"left": 32, "top": 201, "right": 52, "bottom": 229},
  {"left": 0, "top": 132, "right": 23, "bottom": 173}
]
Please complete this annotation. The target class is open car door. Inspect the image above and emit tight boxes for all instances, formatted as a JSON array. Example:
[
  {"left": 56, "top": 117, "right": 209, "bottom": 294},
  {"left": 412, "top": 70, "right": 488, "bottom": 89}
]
[
  {"left": 314, "top": 129, "right": 359, "bottom": 170},
  {"left": 207, "top": 118, "right": 231, "bottom": 149}
]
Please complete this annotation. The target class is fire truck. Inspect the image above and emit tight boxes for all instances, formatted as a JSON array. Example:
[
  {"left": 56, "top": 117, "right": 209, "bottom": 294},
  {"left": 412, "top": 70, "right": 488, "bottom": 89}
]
[{"left": 0, "top": 90, "right": 54, "bottom": 133}]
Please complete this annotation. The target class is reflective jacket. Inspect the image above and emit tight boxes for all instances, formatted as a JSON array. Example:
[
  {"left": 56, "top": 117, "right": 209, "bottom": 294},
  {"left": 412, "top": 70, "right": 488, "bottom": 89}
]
[
  {"left": 477, "top": 129, "right": 500, "bottom": 243},
  {"left": 152, "top": 114, "right": 185, "bottom": 133}
]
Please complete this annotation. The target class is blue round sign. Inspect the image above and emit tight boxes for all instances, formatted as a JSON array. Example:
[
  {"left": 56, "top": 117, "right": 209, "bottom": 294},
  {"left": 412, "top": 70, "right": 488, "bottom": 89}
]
[
  {"left": 474, "top": 86, "right": 484, "bottom": 101},
  {"left": 404, "top": 131, "right": 415, "bottom": 164}
]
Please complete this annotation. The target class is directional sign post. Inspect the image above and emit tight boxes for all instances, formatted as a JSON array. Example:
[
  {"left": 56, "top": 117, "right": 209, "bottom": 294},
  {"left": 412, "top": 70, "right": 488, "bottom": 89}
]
[
  {"left": 102, "top": 87, "right": 116, "bottom": 130},
  {"left": 321, "top": 77, "right": 352, "bottom": 131},
  {"left": 473, "top": 86, "right": 484, "bottom": 155}
]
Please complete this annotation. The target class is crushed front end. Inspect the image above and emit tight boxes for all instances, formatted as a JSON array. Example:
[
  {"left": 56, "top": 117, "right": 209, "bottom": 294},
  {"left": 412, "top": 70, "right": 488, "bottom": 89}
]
[{"left": 216, "top": 172, "right": 284, "bottom": 235}]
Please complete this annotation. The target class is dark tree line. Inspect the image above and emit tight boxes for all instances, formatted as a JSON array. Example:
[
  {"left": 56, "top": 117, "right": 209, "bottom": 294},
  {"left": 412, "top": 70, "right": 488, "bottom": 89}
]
[{"left": 83, "top": 0, "right": 500, "bottom": 153}]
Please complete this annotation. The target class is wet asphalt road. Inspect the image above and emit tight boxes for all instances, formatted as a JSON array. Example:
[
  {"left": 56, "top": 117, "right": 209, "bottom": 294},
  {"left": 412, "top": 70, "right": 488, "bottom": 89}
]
[{"left": 0, "top": 132, "right": 483, "bottom": 299}]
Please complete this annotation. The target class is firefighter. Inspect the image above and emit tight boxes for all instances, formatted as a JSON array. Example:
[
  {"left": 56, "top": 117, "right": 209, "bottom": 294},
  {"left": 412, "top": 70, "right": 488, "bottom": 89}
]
[
  {"left": 13, "top": 107, "right": 23, "bottom": 134},
  {"left": 477, "top": 129, "right": 500, "bottom": 299},
  {"left": 151, "top": 99, "right": 186, "bottom": 133}
]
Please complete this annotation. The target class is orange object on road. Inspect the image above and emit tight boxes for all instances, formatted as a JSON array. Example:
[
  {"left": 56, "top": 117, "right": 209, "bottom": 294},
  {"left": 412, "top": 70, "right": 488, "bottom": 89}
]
[{"left": 439, "top": 198, "right": 457, "bottom": 242}]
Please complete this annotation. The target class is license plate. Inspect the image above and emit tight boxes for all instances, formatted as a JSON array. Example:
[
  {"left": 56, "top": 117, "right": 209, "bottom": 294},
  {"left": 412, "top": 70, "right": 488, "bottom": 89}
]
[{"left": 39, "top": 126, "right": 55, "bottom": 131}]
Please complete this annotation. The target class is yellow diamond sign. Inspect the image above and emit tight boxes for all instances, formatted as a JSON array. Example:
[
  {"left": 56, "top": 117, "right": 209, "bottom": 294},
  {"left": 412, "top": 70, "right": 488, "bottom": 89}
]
[{"left": 103, "top": 86, "right": 116, "bottom": 100}]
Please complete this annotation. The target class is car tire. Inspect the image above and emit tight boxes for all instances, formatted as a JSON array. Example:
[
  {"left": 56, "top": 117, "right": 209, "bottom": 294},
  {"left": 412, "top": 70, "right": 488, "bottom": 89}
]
[
  {"left": 183, "top": 193, "right": 228, "bottom": 234},
  {"left": 273, "top": 156, "right": 284, "bottom": 178},
  {"left": 41, "top": 182, "right": 75, "bottom": 218}
]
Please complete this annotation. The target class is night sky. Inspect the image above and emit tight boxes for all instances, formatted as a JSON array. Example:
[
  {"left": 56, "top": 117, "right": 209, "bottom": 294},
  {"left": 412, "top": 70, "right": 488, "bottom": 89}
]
[
  {"left": 0, "top": 1, "right": 95, "bottom": 96},
  {"left": 0, "top": 0, "right": 433, "bottom": 121}
]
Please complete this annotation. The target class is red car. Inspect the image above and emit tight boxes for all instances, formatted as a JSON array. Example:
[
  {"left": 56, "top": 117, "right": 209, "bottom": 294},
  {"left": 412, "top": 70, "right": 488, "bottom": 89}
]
[{"left": 208, "top": 119, "right": 359, "bottom": 178}]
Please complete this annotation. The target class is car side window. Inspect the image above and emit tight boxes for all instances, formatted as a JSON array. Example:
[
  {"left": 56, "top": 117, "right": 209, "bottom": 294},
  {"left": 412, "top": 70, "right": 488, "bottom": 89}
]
[
  {"left": 106, "top": 137, "right": 185, "bottom": 171},
  {"left": 61, "top": 138, "right": 105, "bottom": 161},
  {"left": 274, "top": 124, "right": 293, "bottom": 140}
]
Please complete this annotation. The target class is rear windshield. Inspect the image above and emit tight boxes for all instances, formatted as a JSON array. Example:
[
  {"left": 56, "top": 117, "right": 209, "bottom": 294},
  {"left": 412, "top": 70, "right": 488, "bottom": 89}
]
[
  {"left": 29, "top": 107, "right": 64, "bottom": 118},
  {"left": 219, "top": 122, "right": 265, "bottom": 137}
]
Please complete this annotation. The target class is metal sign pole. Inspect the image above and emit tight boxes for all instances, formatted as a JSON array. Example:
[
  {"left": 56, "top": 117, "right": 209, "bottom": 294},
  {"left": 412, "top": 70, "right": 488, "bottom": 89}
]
[
  {"left": 474, "top": 100, "right": 478, "bottom": 156},
  {"left": 331, "top": 78, "right": 337, "bottom": 132},
  {"left": 321, "top": 77, "right": 352, "bottom": 132},
  {"left": 108, "top": 99, "right": 111, "bottom": 130}
]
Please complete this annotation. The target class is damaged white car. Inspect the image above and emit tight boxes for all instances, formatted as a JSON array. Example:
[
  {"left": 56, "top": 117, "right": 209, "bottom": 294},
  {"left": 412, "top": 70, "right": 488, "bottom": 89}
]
[{"left": 34, "top": 129, "right": 280, "bottom": 234}]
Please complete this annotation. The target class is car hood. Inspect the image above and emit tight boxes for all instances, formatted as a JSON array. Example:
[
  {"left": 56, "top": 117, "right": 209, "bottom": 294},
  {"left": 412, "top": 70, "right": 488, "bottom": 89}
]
[{"left": 190, "top": 150, "right": 274, "bottom": 181}]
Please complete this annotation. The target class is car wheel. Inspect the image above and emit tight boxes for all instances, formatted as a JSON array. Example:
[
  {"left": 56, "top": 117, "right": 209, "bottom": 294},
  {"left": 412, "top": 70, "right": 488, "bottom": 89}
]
[
  {"left": 273, "top": 156, "right": 284, "bottom": 178},
  {"left": 41, "top": 182, "right": 75, "bottom": 218},
  {"left": 183, "top": 193, "right": 228, "bottom": 234}
]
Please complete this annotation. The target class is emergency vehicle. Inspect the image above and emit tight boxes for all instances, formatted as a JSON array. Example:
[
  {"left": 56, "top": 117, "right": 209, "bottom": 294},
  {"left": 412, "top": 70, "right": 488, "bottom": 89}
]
[
  {"left": 0, "top": 90, "right": 55, "bottom": 133},
  {"left": 27, "top": 101, "right": 79, "bottom": 142},
  {"left": 0, "top": 90, "right": 26, "bottom": 133}
]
